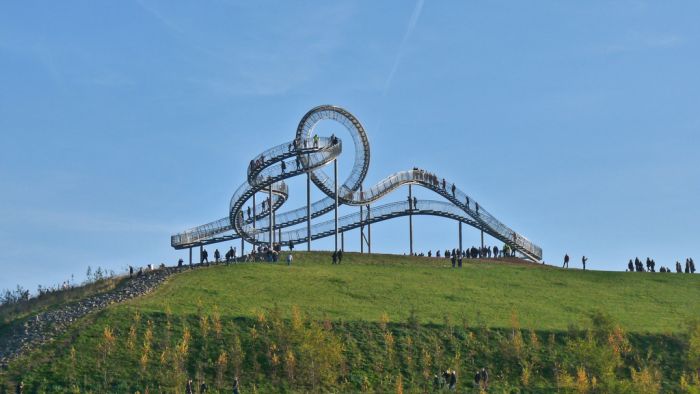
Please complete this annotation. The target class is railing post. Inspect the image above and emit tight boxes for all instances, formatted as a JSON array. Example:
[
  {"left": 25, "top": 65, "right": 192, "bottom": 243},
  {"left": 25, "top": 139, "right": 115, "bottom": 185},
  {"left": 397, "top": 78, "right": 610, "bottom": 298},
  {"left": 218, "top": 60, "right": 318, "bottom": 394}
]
[
  {"left": 307, "top": 172, "right": 311, "bottom": 251},
  {"left": 409, "top": 184, "right": 413, "bottom": 255}
]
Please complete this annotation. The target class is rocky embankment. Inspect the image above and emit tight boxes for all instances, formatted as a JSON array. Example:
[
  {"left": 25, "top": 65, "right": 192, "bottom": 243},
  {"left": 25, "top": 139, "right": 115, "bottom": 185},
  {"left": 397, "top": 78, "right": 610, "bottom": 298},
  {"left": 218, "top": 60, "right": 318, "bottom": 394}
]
[{"left": 0, "top": 267, "right": 180, "bottom": 367}]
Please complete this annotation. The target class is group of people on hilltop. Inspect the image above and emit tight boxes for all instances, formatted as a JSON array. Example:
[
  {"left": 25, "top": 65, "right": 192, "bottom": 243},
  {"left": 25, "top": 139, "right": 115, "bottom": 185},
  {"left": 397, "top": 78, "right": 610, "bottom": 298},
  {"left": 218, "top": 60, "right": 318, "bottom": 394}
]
[
  {"left": 626, "top": 257, "right": 695, "bottom": 273},
  {"left": 562, "top": 254, "right": 588, "bottom": 270},
  {"left": 405, "top": 245, "right": 517, "bottom": 259},
  {"left": 331, "top": 249, "right": 343, "bottom": 264}
]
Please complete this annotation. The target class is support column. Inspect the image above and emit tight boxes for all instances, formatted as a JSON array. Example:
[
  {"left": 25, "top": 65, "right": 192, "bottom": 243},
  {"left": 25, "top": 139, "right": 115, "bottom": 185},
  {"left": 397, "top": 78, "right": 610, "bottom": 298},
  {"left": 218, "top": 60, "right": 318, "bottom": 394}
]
[
  {"left": 307, "top": 172, "right": 311, "bottom": 251},
  {"left": 269, "top": 184, "right": 273, "bottom": 250},
  {"left": 341, "top": 231, "right": 344, "bottom": 252},
  {"left": 367, "top": 204, "right": 372, "bottom": 254},
  {"left": 189, "top": 247, "right": 192, "bottom": 265},
  {"left": 459, "top": 221, "right": 463, "bottom": 253},
  {"left": 360, "top": 185, "right": 364, "bottom": 254},
  {"left": 199, "top": 245, "right": 203, "bottom": 264},
  {"left": 481, "top": 229, "right": 484, "bottom": 250},
  {"left": 408, "top": 184, "right": 413, "bottom": 255},
  {"left": 334, "top": 159, "right": 338, "bottom": 252},
  {"left": 252, "top": 193, "right": 256, "bottom": 230},
  {"left": 240, "top": 238, "right": 244, "bottom": 259}
]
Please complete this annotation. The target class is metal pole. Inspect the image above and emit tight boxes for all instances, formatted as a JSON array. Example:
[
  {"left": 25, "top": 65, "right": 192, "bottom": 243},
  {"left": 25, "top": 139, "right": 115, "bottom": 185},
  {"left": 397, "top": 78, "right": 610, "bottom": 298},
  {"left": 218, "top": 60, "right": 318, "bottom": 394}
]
[
  {"left": 409, "top": 184, "right": 413, "bottom": 255},
  {"left": 252, "top": 194, "right": 256, "bottom": 230},
  {"left": 334, "top": 159, "right": 338, "bottom": 252},
  {"left": 199, "top": 245, "right": 203, "bottom": 264},
  {"left": 360, "top": 184, "right": 364, "bottom": 253},
  {"left": 341, "top": 231, "right": 344, "bottom": 252},
  {"left": 367, "top": 204, "right": 372, "bottom": 254},
  {"left": 269, "top": 184, "right": 273, "bottom": 250},
  {"left": 481, "top": 229, "right": 484, "bottom": 250},
  {"left": 189, "top": 247, "right": 192, "bottom": 265},
  {"left": 307, "top": 172, "right": 311, "bottom": 251},
  {"left": 241, "top": 238, "right": 244, "bottom": 258},
  {"left": 459, "top": 221, "right": 463, "bottom": 253}
]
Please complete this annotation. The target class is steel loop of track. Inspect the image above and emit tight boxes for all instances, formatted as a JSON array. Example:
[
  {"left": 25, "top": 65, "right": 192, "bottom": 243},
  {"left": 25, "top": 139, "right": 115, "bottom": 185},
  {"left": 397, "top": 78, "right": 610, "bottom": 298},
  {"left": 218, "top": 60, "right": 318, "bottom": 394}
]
[{"left": 172, "top": 105, "right": 542, "bottom": 261}]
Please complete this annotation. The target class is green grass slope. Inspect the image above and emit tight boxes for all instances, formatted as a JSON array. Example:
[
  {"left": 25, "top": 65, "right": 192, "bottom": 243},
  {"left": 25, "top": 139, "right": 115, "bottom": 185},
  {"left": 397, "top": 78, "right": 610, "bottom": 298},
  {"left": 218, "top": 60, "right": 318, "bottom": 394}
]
[
  {"left": 3, "top": 252, "right": 700, "bottom": 393},
  {"left": 134, "top": 252, "right": 697, "bottom": 333}
]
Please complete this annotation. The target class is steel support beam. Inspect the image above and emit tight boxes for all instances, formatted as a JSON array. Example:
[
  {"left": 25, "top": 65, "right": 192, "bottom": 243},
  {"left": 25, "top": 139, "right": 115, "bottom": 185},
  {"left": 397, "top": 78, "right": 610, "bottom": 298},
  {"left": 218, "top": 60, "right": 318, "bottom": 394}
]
[
  {"left": 481, "top": 229, "right": 484, "bottom": 250},
  {"left": 252, "top": 193, "right": 256, "bottom": 230},
  {"left": 459, "top": 221, "right": 463, "bottom": 253},
  {"left": 334, "top": 159, "right": 338, "bottom": 252},
  {"left": 408, "top": 184, "right": 413, "bottom": 255},
  {"left": 367, "top": 204, "right": 372, "bottom": 254},
  {"left": 307, "top": 172, "right": 311, "bottom": 251},
  {"left": 269, "top": 184, "right": 273, "bottom": 249},
  {"left": 189, "top": 247, "right": 192, "bottom": 265}
]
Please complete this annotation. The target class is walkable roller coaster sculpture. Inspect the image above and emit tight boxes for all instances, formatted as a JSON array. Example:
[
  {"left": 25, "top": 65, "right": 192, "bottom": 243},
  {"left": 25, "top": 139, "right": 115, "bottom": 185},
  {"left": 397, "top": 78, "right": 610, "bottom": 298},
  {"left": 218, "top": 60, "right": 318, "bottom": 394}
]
[{"left": 171, "top": 105, "right": 543, "bottom": 262}]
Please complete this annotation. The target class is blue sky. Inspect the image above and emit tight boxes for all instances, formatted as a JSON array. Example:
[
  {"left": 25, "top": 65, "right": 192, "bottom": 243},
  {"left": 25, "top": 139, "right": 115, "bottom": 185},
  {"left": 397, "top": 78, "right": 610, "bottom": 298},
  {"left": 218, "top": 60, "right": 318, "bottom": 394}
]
[{"left": 1, "top": 1, "right": 699, "bottom": 291}]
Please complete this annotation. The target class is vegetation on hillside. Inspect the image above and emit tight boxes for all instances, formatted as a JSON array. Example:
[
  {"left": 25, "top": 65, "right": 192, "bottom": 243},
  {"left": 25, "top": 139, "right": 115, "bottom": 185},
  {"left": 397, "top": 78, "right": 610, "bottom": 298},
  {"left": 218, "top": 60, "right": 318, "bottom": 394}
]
[{"left": 2, "top": 253, "right": 699, "bottom": 392}]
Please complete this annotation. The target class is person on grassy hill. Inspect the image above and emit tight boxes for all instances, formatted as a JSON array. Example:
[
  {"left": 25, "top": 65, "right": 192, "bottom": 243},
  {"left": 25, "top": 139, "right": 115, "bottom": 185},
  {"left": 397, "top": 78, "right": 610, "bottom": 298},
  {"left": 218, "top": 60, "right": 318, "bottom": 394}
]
[
  {"left": 474, "top": 369, "right": 481, "bottom": 388},
  {"left": 214, "top": 249, "right": 221, "bottom": 263},
  {"left": 676, "top": 261, "right": 682, "bottom": 273},
  {"left": 481, "top": 367, "right": 489, "bottom": 389},
  {"left": 563, "top": 254, "right": 569, "bottom": 268},
  {"left": 449, "top": 369, "right": 457, "bottom": 391},
  {"left": 628, "top": 259, "right": 634, "bottom": 272},
  {"left": 442, "top": 370, "right": 451, "bottom": 389},
  {"left": 332, "top": 250, "right": 337, "bottom": 264},
  {"left": 691, "top": 258, "right": 696, "bottom": 273},
  {"left": 582, "top": 256, "right": 588, "bottom": 271},
  {"left": 178, "top": 258, "right": 183, "bottom": 269},
  {"left": 232, "top": 377, "right": 240, "bottom": 394},
  {"left": 201, "top": 249, "right": 209, "bottom": 265},
  {"left": 685, "top": 259, "right": 690, "bottom": 273},
  {"left": 289, "top": 240, "right": 294, "bottom": 251},
  {"left": 186, "top": 379, "right": 194, "bottom": 394},
  {"left": 451, "top": 252, "right": 456, "bottom": 268},
  {"left": 338, "top": 249, "right": 343, "bottom": 263},
  {"left": 436, "top": 250, "right": 440, "bottom": 258},
  {"left": 458, "top": 252, "right": 463, "bottom": 268},
  {"left": 287, "top": 253, "right": 293, "bottom": 265},
  {"left": 200, "top": 381, "right": 208, "bottom": 393},
  {"left": 433, "top": 374, "right": 442, "bottom": 390},
  {"left": 15, "top": 380, "right": 24, "bottom": 394},
  {"left": 493, "top": 246, "right": 499, "bottom": 258},
  {"left": 129, "top": 265, "right": 133, "bottom": 278}
]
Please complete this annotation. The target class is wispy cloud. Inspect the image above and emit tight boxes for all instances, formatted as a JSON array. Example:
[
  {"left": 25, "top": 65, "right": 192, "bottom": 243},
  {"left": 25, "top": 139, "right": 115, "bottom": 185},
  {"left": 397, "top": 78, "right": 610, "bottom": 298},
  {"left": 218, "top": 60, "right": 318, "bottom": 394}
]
[
  {"left": 383, "top": 0, "right": 425, "bottom": 96},
  {"left": 597, "top": 33, "right": 683, "bottom": 55}
]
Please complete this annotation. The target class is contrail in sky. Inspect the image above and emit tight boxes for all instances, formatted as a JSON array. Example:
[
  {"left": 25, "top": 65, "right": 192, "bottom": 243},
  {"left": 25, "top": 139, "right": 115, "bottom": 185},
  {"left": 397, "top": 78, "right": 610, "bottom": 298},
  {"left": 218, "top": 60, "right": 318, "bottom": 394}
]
[{"left": 383, "top": 0, "right": 425, "bottom": 96}]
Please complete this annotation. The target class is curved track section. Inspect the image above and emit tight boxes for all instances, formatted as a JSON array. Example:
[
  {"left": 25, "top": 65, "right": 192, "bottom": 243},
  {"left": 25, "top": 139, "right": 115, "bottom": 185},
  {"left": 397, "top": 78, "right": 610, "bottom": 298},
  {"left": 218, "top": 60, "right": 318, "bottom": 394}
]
[{"left": 171, "top": 105, "right": 543, "bottom": 261}]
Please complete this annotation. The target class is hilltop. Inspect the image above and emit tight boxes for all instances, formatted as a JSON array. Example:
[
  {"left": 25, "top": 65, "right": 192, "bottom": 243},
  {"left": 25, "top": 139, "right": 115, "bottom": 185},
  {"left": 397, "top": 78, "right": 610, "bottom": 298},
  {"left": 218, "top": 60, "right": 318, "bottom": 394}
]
[{"left": 2, "top": 252, "right": 699, "bottom": 392}]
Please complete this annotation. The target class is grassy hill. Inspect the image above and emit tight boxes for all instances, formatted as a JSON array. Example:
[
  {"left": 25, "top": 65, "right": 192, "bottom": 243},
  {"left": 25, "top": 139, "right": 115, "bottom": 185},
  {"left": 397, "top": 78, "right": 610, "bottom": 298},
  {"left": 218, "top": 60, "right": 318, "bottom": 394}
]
[{"left": 3, "top": 252, "right": 700, "bottom": 392}]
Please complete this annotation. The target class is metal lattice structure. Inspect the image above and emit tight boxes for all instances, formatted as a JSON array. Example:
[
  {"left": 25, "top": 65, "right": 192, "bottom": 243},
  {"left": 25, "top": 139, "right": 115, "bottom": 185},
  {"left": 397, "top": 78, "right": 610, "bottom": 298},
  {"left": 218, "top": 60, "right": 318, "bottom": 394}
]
[{"left": 171, "top": 105, "right": 543, "bottom": 261}]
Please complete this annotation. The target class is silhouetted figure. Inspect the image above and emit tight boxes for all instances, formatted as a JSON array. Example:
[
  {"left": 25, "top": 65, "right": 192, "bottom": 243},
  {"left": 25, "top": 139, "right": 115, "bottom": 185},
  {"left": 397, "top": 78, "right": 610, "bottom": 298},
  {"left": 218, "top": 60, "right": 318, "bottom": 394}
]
[
  {"left": 685, "top": 260, "right": 690, "bottom": 273},
  {"left": 493, "top": 246, "right": 499, "bottom": 258},
  {"left": 458, "top": 254, "right": 463, "bottom": 268},
  {"left": 201, "top": 249, "right": 209, "bottom": 264},
  {"left": 451, "top": 183, "right": 456, "bottom": 197},
  {"left": 281, "top": 160, "right": 286, "bottom": 173},
  {"left": 407, "top": 195, "right": 413, "bottom": 210},
  {"left": 186, "top": 379, "right": 194, "bottom": 394},
  {"left": 16, "top": 381, "right": 24, "bottom": 394},
  {"left": 178, "top": 258, "right": 183, "bottom": 269},
  {"left": 481, "top": 368, "right": 489, "bottom": 389},
  {"left": 628, "top": 260, "right": 634, "bottom": 272},
  {"left": 451, "top": 253, "right": 456, "bottom": 268},
  {"left": 247, "top": 206, "right": 251, "bottom": 219},
  {"left": 449, "top": 369, "right": 457, "bottom": 390},
  {"left": 200, "top": 382, "right": 208, "bottom": 393},
  {"left": 676, "top": 261, "right": 682, "bottom": 273},
  {"left": 474, "top": 370, "right": 481, "bottom": 388},
  {"left": 214, "top": 249, "right": 220, "bottom": 263},
  {"left": 233, "top": 377, "right": 240, "bottom": 394},
  {"left": 337, "top": 249, "right": 343, "bottom": 264},
  {"left": 413, "top": 196, "right": 418, "bottom": 210},
  {"left": 442, "top": 178, "right": 446, "bottom": 190},
  {"left": 332, "top": 250, "right": 338, "bottom": 264},
  {"left": 313, "top": 134, "right": 319, "bottom": 148},
  {"left": 563, "top": 254, "right": 569, "bottom": 268},
  {"left": 691, "top": 258, "right": 696, "bottom": 273},
  {"left": 465, "top": 196, "right": 470, "bottom": 209},
  {"left": 289, "top": 240, "right": 294, "bottom": 251},
  {"left": 129, "top": 265, "right": 133, "bottom": 278},
  {"left": 582, "top": 256, "right": 587, "bottom": 271}
]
